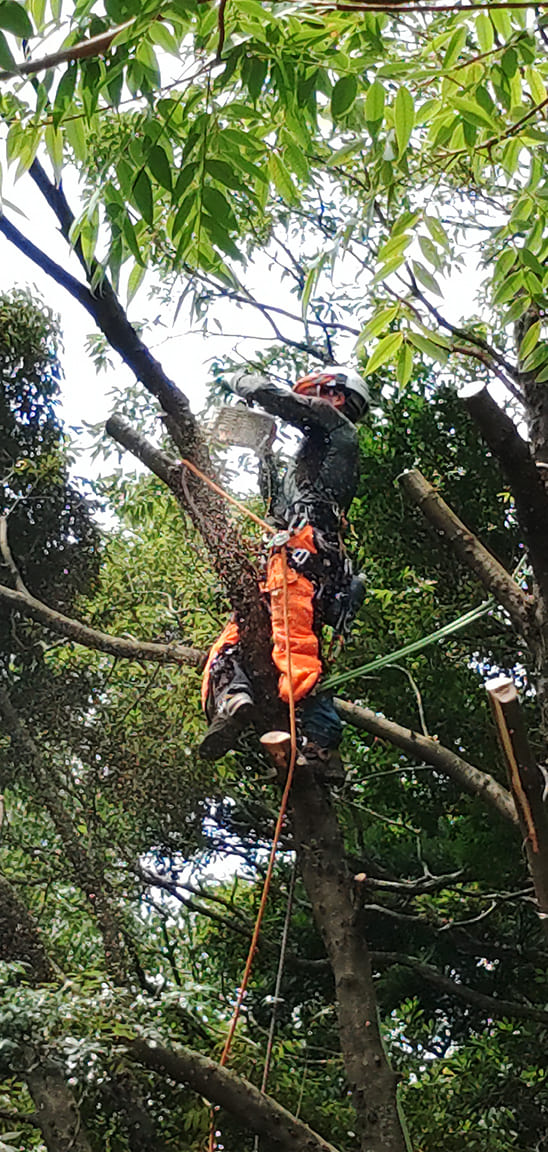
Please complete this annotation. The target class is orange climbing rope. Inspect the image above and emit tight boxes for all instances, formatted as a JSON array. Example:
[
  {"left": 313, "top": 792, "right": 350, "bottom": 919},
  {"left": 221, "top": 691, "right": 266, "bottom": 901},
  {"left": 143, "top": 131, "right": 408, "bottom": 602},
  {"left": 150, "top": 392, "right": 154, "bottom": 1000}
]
[{"left": 179, "top": 459, "right": 299, "bottom": 1152}]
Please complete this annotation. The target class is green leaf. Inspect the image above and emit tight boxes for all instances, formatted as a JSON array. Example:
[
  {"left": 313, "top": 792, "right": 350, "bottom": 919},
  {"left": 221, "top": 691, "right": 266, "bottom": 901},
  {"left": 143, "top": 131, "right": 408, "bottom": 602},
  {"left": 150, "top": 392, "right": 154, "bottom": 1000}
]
[
  {"left": 45, "top": 125, "right": 63, "bottom": 185},
  {"left": 394, "top": 87, "right": 414, "bottom": 157},
  {"left": 362, "top": 305, "right": 399, "bottom": 340},
  {"left": 206, "top": 160, "right": 244, "bottom": 191},
  {"left": 518, "top": 320, "right": 541, "bottom": 361},
  {"left": 535, "top": 362, "right": 548, "bottom": 383},
  {"left": 396, "top": 342, "right": 413, "bottom": 388},
  {"left": 173, "top": 162, "right": 198, "bottom": 201},
  {"left": 365, "top": 80, "right": 385, "bottom": 123},
  {"left": 408, "top": 330, "right": 449, "bottom": 363},
  {"left": 246, "top": 56, "right": 267, "bottom": 101},
  {"left": 521, "top": 342, "right": 548, "bottom": 372},
  {"left": 527, "top": 66, "right": 546, "bottom": 105},
  {"left": 412, "top": 260, "right": 443, "bottom": 297},
  {"left": 283, "top": 139, "right": 310, "bottom": 182},
  {"left": 301, "top": 266, "right": 317, "bottom": 320},
  {"left": 202, "top": 212, "right": 242, "bottom": 262},
  {"left": 202, "top": 185, "right": 236, "bottom": 229},
  {"left": 268, "top": 152, "right": 298, "bottom": 204},
  {"left": 452, "top": 97, "right": 499, "bottom": 131},
  {"left": 331, "top": 75, "right": 357, "bottom": 119},
  {"left": 364, "top": 331, "right": 403, "bottom": 375},
  {"left": 418, "top": 235, "right": 441, "bottom": 269},
  {"left": 442, "top": 27, "right": 466, "bottom": 70},
  {"left": 132, "top": 169, "right": 154, "bottom": 226},
  {"left": 148, "top": 21, "right": 180, "bottom": 55},
  {"left": 147, "top": 144, "right": 172, "bottom": 192},
  {"left": 491, "top": 8, "right": 512, "bottom": 39},
  {"left": 0, "top": 1, "right": 33, "bottom": 38},
  {"left": 475, "top": 11, "right": 494, "bottom": 51},
  {"left": 127, "top": 261, "right": 146, "bottom": 306},
  {"left": 424, "top": 215, "right": 450, "bottom": 250},
  {"left": 492, "top": 269, "right": 525, "bottom": 305},
  {"left": 378, "top": 233, "right": 412, "bottom": 262},
  {"left": 0, "top": 28, "right": 15, "bottom": 70},
  {"left": 64, "top": 117, "right": 87, "bottom": 162}
]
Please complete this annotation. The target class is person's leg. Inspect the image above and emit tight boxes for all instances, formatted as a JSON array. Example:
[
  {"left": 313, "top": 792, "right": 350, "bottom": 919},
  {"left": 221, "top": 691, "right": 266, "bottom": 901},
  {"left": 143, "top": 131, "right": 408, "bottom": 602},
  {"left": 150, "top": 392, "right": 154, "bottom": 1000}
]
[
  {"left": 199, "top": 622, "right": 255, "bottom": 760},
  {"left": 299, "top": 693, "right": 345, "bottom": 783}
]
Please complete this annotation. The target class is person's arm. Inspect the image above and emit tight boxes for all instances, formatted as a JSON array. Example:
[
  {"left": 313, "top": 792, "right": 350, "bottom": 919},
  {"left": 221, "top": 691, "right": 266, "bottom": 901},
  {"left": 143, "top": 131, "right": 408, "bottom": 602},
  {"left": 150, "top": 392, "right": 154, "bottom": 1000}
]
[{"left": 231, "top": 372, "right": 345, "bottom": 434}]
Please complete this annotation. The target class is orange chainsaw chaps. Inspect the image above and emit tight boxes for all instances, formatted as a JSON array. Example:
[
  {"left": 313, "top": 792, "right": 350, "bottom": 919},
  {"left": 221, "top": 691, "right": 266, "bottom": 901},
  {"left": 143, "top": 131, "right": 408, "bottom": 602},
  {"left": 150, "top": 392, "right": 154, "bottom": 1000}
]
[
  {"left": 201, "top": 618, "right": 240, "bottom": 710},
  {"left": 265, "top": 549, "right": 321, "bottom": 703}
]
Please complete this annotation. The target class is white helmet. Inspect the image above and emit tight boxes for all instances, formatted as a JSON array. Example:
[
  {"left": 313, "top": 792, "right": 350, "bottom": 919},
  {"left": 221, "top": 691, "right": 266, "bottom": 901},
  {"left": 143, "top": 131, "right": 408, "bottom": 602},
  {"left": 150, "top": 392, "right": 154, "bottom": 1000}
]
[{"left": 294, "top": 364, "right": 370, "bottom": 412}]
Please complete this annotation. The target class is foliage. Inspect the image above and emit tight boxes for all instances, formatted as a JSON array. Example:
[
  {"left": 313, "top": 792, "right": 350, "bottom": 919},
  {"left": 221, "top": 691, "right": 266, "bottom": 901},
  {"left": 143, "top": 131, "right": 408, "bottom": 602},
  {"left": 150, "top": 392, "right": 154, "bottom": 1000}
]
[{"left": 0, "top": 4, "right": 548, "bottom": 1151}]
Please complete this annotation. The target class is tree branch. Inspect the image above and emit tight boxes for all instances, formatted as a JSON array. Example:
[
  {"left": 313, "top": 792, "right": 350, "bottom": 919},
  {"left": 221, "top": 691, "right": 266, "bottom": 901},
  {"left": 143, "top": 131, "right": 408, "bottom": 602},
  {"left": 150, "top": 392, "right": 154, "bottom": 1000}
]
[
  {"left": 335, "top": 698, "right": 517, "bottom": 825},
  {"left": 0, "top": 581, "right": 204, "bottom": 668},
  {"left": 398, "top": 468, "right": 533, "bottom": 634},
  {"left": 462, "top": 385, "right": 548, "bottom": 604},
  {"left": 371, "top": 952, "right": 548, "bottom": 1026},
  {"left": 127, "top": 1037, "right": 341, "bottom": 1152},
  {"left": 0, "top": 19, "right": 134, "bottom": 81}
]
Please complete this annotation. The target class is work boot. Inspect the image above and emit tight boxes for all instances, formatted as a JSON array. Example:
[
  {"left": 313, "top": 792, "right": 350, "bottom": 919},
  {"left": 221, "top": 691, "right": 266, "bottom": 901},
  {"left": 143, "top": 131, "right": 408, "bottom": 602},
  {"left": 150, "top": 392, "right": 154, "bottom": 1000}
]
[
  {"left": 198, "top": 691, "right": 255, "bottom": 761},
  {"left": 301, "top": 741, "right": 346, "bottom": 785}
]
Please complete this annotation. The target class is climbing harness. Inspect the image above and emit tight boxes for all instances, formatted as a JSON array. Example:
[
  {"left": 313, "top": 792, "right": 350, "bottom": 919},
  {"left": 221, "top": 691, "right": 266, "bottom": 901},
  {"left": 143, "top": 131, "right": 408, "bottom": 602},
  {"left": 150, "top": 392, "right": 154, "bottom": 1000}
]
[{"left": 178, "top": 458, "right": 298, "bottom": 1152}]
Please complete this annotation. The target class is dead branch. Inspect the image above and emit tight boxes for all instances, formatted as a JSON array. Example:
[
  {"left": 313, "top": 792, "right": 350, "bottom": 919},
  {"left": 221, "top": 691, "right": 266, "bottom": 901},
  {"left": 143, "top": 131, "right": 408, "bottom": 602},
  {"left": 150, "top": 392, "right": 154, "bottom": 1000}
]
[{"left": 371, "top": 951, "right": 548, "bottom": 1025}]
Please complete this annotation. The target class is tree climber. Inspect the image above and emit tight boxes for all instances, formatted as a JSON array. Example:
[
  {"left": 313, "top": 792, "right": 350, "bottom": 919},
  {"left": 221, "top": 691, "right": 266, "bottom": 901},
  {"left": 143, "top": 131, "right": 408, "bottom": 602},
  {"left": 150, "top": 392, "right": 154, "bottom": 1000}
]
[{"left": 198, "top": 366, "right": 370, "bottom": 773}]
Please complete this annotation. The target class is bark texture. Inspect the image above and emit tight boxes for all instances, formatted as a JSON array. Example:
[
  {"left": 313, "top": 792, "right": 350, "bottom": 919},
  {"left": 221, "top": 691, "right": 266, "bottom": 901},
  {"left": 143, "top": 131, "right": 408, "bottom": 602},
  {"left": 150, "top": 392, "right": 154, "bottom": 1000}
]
[
  {"left": 25, "top": 1057, "right": 94, "bottom": 1152},
  {"left": 290, "top": 766, "right": 408, "bottom": 1152},
  {"left": 128, "top": 1037, "right": 341, "bottom": 1152}
]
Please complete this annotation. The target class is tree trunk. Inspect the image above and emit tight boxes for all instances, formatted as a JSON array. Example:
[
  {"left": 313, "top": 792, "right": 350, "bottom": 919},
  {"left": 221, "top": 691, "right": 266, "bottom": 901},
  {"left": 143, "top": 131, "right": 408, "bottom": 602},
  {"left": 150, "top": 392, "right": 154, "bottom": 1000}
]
[
  {"left": 25, "top": 1056, "right": 95, "bottom": 1152},
  {"left": 290, "top": 766, "right": 409, "bottom": 1152}
]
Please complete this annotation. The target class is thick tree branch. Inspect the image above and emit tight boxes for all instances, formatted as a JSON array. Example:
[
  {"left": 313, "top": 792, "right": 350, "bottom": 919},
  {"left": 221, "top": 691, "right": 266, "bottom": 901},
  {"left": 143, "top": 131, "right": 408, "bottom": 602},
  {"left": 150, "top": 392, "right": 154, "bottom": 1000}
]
[
  {"left": 3, "top": 168, "right": 278, "bottom": 716},
  {"left": 335, "top": 698, "right": 517, "bottom": 825},
  {"left": 106, "top": 413, "right": 280, "bottom": 716},
  {"left": 0, "top": 215, "right": 97, "bottom": 313},
  {"left": 127, "top": 1037, "right": 341, "bottom": 1152},
  {"left": 0, "top": 581, "right": 204, "bottom": 667},
  {"left": 462, "top": 385, "right": 548, "bottom": 604},
  {"left": 398, "top": 468, "right": 533, "bottom": 634}
]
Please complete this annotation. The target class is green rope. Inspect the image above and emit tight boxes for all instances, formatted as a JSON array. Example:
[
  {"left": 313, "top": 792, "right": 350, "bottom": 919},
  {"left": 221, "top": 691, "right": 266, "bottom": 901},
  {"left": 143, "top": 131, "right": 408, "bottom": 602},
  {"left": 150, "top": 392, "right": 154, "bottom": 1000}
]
[{"left": 322, "top": 598, "right": 495, "bottom": 692}]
